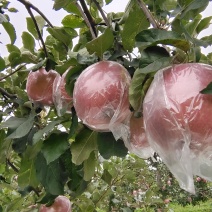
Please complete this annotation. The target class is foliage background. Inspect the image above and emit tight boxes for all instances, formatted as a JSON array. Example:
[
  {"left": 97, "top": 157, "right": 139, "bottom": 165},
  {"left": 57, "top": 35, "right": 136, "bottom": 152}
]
[{"left": 0, "top": 0, "right": 212, "bottom": 211}]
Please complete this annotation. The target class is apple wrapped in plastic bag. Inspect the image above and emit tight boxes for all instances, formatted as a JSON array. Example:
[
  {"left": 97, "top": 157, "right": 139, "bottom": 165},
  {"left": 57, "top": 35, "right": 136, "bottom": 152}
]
[
  {"left": 143, "top": 63, "right": 212, "bottom": 193},
  {"left": 73, "top": 61, "right": 131, "bottom": 134},
  {"left": 122, "top": 113, "right": 154, "bottom": 159},
  {"left": 53, "top": 69, "right": 73, "bottom": 116},
  {"left": 26, "top": 68, "right": 59, "bottom": 107}
]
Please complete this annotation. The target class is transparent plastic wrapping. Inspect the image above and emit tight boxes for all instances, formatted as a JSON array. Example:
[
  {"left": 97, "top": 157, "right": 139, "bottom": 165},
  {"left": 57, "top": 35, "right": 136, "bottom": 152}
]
[
  {"left": 73, "top": 61, "right": 131, "bottom": 133},
  {"left": 121, "top": 113, "right": 154, "bottom": 159},
  {"left": 53, "top": 69, "right": 73, "bottom": 116},
  {"left": 26, "top": 68, "right": 59, "bottom": 107},
  {"left": 143, "top": 63, "right": 212, "bottom": 193}
]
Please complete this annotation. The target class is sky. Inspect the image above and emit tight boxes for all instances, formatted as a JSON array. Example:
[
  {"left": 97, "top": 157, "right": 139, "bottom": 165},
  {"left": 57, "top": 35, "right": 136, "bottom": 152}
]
[{"left": 0, "top": 0, "right": 212, "bottom": 57}]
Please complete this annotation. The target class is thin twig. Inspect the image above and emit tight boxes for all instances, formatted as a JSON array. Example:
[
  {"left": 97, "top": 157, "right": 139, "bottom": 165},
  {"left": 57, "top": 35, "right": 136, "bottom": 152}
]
[
  {"left": 27, "top": 8, "right": 48, "bottom": 58},
  {"left": 0, "top": 64, "right": 26, "bottom": 81},
  {"left": 92, "top": 0, "right": 110, "bottom": 27},
  {"left": 137, "top": 0, "right": 159, "bottom": 28},
  {"left": 17, "top": 0, "right": 49, "bottom": 58},
  {"left": 75, "top": 0, "right": 97, "bottom": 39},
  {"left": 17, "top": 0, "right": 53, "bottom": 28},
  {"left": 0, "top": 87, "right": 17, "bottom": 99},
  {"left": 6, "top": 159, "right": 19, "bottom": 173}
]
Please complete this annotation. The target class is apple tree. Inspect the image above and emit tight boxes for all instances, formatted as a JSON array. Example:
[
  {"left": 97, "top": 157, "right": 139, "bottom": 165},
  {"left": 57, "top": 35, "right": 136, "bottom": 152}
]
[{"left": 0, "top": 0, "right": 212, "bottom": 211}]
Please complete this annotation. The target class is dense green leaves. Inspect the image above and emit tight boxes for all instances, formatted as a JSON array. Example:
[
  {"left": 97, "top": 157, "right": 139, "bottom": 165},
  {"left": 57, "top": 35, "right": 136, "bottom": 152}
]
[{"left": 1, "top": 0, "right": 212, "bottom": 211}]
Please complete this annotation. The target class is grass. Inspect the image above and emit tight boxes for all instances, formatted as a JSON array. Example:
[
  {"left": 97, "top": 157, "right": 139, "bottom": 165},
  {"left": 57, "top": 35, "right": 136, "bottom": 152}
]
[{"left": 168, "top": 200, "right": 212, "bottom": 212}]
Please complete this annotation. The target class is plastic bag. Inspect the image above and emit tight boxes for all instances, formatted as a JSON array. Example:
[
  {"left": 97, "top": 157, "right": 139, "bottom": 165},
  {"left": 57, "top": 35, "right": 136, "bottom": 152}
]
[
  {"left": 121, "top": 113, "right": 154, "bottom": 159},
  {"left": 26, "top": 68, "right": 59, "bottom": 107},
  {"left": 143, "top": 63, "right": 212, "bottom": 193},
  {"left": 53, "top": 69, "right": 73, "bottom": 116},
  {"left": 73, "top": 61, "right": 131, "bottom": 133}
]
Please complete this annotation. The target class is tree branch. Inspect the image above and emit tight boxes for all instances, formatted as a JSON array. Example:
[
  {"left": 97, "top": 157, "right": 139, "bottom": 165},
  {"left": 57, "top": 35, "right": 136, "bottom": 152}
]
[
  {"left": 0, "top": 64, "right": 26, "bottom": 82},
  {"left": 6, "top": 159, "right": 19, "bottom": 173},
  {"left": 17, "top": 0, "right": 53, "bottom": 28},
  {"left": 17, "top": 0, "right": 49, "bottom": 58},
  {"left": 137, "top": 0, "right": 159, "bottom": 28},
  {"left": 92, "top": 0, "right": 110, "bottom": 27},
  {"left": 77, "top": 0, "right": 97, "bottom": 38},
  {"left": 0, "top": 87, "right": 17, "bottom": 99}
]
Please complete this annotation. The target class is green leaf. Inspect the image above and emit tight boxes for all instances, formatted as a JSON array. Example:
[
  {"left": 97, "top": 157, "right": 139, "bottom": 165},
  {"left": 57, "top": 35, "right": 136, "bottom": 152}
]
[
  {"left": 2, "top": 21, "right": 16, "bottom": 44},
  {"left": 0, "top": 130, "right": 8, "bottom": 163},
  {"left": 83, "top": 151, "right": 96, "bottom": 181},
  {"left": 64, "top": 2, "right": 81, "bottom": 15},
  {"left": 1, "top": 117, "right": 28, "bottom": 130},
  {"left": 22, "top": 31, "right": 35, "bottom": 52},
  {"left": 26, "top": 16, "right": 46, "bottom": 39},
  {"left": 129, "top": 57, "right": 172, "bottom": 111},
  {"left": 105, "top": 0, "right": 113, "bottom": 4},
  {"left": 181, "top": 0, "right": 209, "bottom": 19},
  {"left": 6, "top": 44, "right": 21, "bottom": 54},
  {"left": 196, "top": 16, "right": 212, "bottom": 35},
  {"left": 185, "top": 14, "right": 201, "bottom": 36},
  {"left": 41, "top": 132, "right": 69, "bottom": 164},
  {"left": 135, "top": 29, "right": 190, "bottom": 52},
  {"left": 21, "top": 51, "right": 38, "bottom": 64},
  {"left": 35, "top": 152, "right": 66, "bottom": 195},
  {"left": 12, "top": 127, "right": 37, "bottom": 154},
  {"left": 47, "top": 27, "right": 72, "bottom": 47},
  {"left": 5, "top": 113, "right": 35, "bottom": 139},
  {"left": 53, "top": 0, "right": 74, "bottom": 10},
  {"left": 62, "top": 14, "right": 85, "bottom": 28},
  {"left": 86, "top": 28, "right": 114, "bottom": 58},
  {"left": 97, "top": 132, "right": 128, "bottom": 159},
  {"left": 101, "top": 169, "right": 112, "bottom": 185},
  {"left": 121, "top": 1, "right": 149, "bottom": 51},
  {"left": 0, "top": 57, "right": 5, "bottom": 71},
  {"left": 8, "top": 51, "right": 22, "bottom": 67},
  {"left": 200, "top": 82, "right": 212, "bottom": 94},
  {"left": 18, "top": 156, "right": 39, "bottom": 189},
  {"left": 33, "top": 120, "right": 62, "bottom": 144},
  {"left": 139, "top": 46, "right": 170, "bottom": 68},
  {"left": 71, "top": 128, "right": 97, "bottom": 165}
]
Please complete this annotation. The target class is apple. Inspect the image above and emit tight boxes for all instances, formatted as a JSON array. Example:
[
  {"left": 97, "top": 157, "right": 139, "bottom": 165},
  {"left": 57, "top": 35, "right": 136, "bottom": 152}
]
[
  {"left": 143, "top": 63, "right": 212, "bottom": 192},
  {"left": 127, "top": 114, "right": 153, "bottom": 158},
  {"left": 26, "top": 68, "right": 59, "bottom": 106},
  {"left": 73, "top": 61, "right": 131, "bottom": 132},
  {"left": 39, "top": 195, "right": 71, "bottom": 212},
  {"left": 53, "top": 69, "right": 73, "bottom": 116}
]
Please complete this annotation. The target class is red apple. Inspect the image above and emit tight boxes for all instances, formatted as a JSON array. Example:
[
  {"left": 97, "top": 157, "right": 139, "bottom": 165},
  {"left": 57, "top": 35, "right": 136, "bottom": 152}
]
[
  {"left": 39, "top": 196, "right": 71, "bottom": 212},
  {"left": 53, "top": 69, "right": 73, "bottom": 116},
  {"left": 73, "top": 61, "right": 131, "bottom": 132},
  {"left": 143, "top": 63, "right": 212, "bottom": 192},
  {"left": 127, "top": 114, "right": 153, "bottom": 158},
  {"left": 26, "top": 68, "right": 59, "bottom": 106}
]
